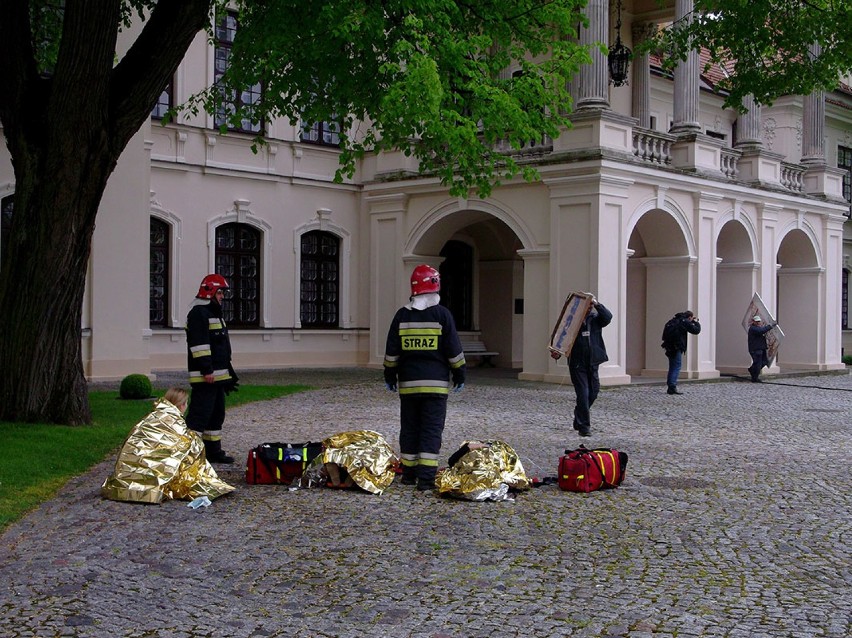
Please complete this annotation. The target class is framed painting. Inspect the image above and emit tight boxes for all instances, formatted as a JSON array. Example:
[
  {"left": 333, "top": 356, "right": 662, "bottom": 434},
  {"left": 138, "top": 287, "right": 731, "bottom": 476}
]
[
  {"left": 741, "top": 292, "right": 785, "bottom": 364},
  {"left": 548, "top": 292, "right": 593, "bottom": 357}
]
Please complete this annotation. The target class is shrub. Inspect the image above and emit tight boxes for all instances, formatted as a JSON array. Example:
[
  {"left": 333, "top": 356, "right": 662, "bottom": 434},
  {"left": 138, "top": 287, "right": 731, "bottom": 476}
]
[
  {"left": 842, "top": 354, "right": 852, "bottom": 366},
  {"left": 119, "top": 374, "right": 153, "bottom": 400}
]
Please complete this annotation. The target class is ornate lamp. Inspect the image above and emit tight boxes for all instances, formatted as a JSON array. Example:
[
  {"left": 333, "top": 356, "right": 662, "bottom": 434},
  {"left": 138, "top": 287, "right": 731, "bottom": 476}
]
[{"left": 608, "top": 0, "right": 632, "bottom": 86}]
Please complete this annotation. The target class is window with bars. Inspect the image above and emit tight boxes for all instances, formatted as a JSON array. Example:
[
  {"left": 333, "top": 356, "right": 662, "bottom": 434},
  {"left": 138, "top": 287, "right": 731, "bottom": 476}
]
[
  {"left": 152, "top": 79, "right": 173, "bottom": 120},
  {"left": 843, "top": 269, "right": 849, "bottom": 331},
  {"left": 215, "top": 223, "right": 261, "bottom": 327},
  {"left": 839, "top": 146, "right": 852, "bottom": 204},
  {"left": 149, "top": 218, "right": 170, "bottom": 326},
  {"left": 301, "top": 119, "right": 341, "bottom": 146},
  {"left": 214, "top": 11, "right": 263, "bottom": 134},
  {"left": 300, "top": 230, "right": 339, "bottom": 327}
]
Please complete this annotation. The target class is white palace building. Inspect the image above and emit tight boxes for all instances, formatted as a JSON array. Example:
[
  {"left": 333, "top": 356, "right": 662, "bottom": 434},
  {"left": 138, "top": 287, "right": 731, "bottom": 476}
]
[{"left": 2, "top": 0, "right": 851, "bottom": 384}]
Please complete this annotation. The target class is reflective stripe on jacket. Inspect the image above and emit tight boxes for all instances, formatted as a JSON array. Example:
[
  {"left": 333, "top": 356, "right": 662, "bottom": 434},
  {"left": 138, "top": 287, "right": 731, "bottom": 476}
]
[
  {"left": 384, "top": 304, "right": 466, "bottom": 395},
  {"left": 186, "top": 301, "right": 233, "bottom": 386}
]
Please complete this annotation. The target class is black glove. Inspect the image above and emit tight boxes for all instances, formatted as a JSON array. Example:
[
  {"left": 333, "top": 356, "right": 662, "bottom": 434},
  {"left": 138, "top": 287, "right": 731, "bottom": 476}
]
[{"left": 224, "top": 366, "right": 240, "bottom": 395}]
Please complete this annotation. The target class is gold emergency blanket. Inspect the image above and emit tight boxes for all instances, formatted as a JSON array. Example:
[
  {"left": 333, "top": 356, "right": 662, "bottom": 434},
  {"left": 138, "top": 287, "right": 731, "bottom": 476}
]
[
  {"left": 300, "top": 430, "right": 398, "bottom": 494},
  {"left": 101, "top": 399, "right": 235, "bottom": 504},
  {"left": 436, "top": 440, "right": 531, "bottom": 501}
]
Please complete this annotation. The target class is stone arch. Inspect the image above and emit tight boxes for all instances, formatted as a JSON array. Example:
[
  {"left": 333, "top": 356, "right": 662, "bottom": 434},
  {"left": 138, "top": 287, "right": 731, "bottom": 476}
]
[
  {"left": 626, "top": 196, "right": 696, "bottom": 258},
  {"left": 776, "top": 219, "right": 822, "bottom": 270},
  {"left": 405, "top": 198, "right": 538, "bottom": 257}
]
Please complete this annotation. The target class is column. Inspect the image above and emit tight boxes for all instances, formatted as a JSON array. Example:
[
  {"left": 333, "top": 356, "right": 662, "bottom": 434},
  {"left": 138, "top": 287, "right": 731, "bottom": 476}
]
[
  {"left": 670, "top": 0, "right": 700, "bottom": 134},
  {"left": 576, "top": 0, "right": 609, "bottom": 110},
  {"left": 801, "top": 45, "right": 826, "bottom": 166},
  {"left": 631, "top": 23, "right": 655, "bottom": 128},
  {"left": 735, "top": 95, "right": 762, "bottom": 148}
]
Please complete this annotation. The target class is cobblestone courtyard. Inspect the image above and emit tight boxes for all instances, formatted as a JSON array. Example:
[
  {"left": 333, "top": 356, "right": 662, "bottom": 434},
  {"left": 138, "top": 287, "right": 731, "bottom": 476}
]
[{"left": 1, "top": 369, "right": 849, "bottom": 637}]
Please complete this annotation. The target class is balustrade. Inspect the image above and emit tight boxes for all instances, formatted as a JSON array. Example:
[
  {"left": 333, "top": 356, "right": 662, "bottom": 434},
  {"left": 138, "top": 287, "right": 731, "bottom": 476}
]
[
  {"left": 632, "top": 128, "right": 675, "bottom": 165},
  {"left": 780, "top": 162, "right": 805, "bottom": 192},
  {"left": 720, "top": 148, "right": 740, "bottom": 179}
]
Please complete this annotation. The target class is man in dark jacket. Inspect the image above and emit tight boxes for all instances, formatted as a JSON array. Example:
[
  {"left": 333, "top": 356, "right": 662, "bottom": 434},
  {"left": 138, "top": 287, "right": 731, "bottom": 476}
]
[
  {"left": 661, "top": 310, "right": 702, "bottom": 395},
  {"left": 748, "top": 315, "right": 775, "bottom": 382},
  {"left": 185, "top": 273, "right": 238, "bottom": 464},
  {"left": 551, "top": 297, "right": 612, "bottom": 437},
  {"left": 384, "top": 265, "right": 466, "bottom": 491}
]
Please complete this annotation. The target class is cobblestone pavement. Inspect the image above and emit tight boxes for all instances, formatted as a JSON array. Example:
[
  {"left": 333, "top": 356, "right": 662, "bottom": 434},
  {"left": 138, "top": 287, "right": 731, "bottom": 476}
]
[{"left": 1, "top": 369, "right": 850, "bottom": 638}]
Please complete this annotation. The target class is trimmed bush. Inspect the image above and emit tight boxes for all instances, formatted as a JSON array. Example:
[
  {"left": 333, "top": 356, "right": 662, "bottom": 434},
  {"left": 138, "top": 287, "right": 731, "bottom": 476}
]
[
  {"left": 842, "top": 354, "right": 852, "bottom": 366},
  {"left": 119, "top": 374, "right": 153, "bottom": 400}
]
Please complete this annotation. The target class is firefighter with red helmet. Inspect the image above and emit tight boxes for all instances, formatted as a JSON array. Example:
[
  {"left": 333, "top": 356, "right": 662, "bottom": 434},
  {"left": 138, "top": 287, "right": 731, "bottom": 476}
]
[
  {"left": 383, "top": 264, "right": 466, "bottom": 491},
  {"left": 185, "top": 274, "right": 238, "bottom": 464}
]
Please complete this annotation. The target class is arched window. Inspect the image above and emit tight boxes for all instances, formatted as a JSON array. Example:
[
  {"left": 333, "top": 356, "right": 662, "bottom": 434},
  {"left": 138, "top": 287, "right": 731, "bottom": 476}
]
[
  {"left": 0, "top": 194, "right": 12, "bottom": 263},
  {"left": 300, "top": 230, "right": 339, "bottom": 327},
  {"left": 150, "top": 218, "right": 170, "bottom": 327},
  {"left": 216, "top": 223, "right": 261, "bottom": 327}
]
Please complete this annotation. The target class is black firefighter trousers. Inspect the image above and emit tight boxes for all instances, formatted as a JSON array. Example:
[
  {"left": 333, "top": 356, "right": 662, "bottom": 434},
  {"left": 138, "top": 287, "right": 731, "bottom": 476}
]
[
  {"left": 399, "top": 395, "right": 447, "bottom": 483},
  {"left": 186, "top": 382, "right": 227, "bottom": 456}
]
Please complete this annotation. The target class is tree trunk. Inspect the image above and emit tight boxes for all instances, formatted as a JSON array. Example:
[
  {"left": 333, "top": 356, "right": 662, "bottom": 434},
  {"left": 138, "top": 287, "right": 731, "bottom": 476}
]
[
  {"left": 0, "top": 133, "right": 115, "bottom": 424},
  {"left": 0, "top": 0, "right": 212, "bottom": 425}
]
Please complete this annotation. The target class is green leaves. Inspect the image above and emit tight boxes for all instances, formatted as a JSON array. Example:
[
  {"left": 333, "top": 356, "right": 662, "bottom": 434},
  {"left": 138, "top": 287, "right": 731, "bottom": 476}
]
[
  {"left": 648, "top": 0, "right": 852, "bottom": 109},
  {"left": 182, "top": 0, "right": 589, "bottom": 197}
]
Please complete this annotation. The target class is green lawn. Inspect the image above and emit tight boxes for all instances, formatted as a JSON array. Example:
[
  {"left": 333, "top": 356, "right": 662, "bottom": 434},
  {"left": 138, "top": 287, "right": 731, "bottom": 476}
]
[{"left": 0, "top": 385, "right": 309, "bottom": 532}]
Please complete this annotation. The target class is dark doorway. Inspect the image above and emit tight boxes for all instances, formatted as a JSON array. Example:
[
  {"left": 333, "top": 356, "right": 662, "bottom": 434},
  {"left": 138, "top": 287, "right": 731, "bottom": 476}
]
[{"left": 439, "top": 240, "right": 473, "bottom": 330}]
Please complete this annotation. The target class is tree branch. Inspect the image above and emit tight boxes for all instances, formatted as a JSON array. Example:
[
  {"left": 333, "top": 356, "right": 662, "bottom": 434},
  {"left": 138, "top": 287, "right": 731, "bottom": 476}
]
[
  {"left": 0, "top": 0, "right": 42, "bottom": 153},
  {"left": 109, "top": 0, "right": 212, "bottom": 153}
]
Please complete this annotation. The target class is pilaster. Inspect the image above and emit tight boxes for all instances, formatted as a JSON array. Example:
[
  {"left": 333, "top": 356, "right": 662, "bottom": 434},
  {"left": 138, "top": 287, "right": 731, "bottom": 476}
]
[
  {"left": 693, "top": 191, "right": 723, "bottom": 378},
  {"left": 367, "top": 192, "right": 409, "bottom": 365}
]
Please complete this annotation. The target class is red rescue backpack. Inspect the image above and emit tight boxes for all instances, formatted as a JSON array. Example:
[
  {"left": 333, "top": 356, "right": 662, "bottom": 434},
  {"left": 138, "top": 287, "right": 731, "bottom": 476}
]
[
  {"left": 558, "top": 446, "right": 628, "bottom": 493},
  {"left": 245, "top": 442, "right": 323, "bottom": 485}
]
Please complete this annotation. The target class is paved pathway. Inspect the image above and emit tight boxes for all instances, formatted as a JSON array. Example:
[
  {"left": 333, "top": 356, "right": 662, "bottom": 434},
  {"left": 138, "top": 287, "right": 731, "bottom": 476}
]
[{"left": 1, "top": 369, "right": 850, "bottom": 637}]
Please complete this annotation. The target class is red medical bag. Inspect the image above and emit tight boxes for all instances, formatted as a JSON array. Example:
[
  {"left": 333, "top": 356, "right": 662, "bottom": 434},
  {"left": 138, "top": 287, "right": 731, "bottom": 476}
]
[
  {"left": 558, "top": 446, "right": 628, "bottom": 493},
  {"left": 245, "top": 442, "right": 323, "bottom": 485}
]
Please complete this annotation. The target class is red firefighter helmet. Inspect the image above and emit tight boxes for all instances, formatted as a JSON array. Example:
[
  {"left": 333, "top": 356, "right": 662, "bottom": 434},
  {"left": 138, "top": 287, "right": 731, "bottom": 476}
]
[
  {"left": 196, "top": 273, "right": 229, "bottom": 299},
  {"left": 410, "top": 264, "right": 440, "bottom": 296}
]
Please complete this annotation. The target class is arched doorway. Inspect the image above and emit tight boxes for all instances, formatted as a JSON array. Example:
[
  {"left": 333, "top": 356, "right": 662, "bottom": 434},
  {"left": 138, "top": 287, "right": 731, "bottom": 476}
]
[
  {"left": 626, "top": 209, "right": 693, "bottom": 377},
  {"left": 776, "top": 228, "right": 821, "bottom": 368},
  {"left": 715, "top": 219, "right": 756, "bottom": 373},
  {"left": 409, "top": 210, "right": 526, "bottom": 368}
]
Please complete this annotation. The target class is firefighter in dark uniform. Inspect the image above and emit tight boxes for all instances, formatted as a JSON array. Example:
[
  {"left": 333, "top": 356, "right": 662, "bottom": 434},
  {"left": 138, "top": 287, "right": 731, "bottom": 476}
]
[
  {"left": 185, "top": 273, "right": 238, "bottom": 464},
  {"left": 383, "top": 264, "right": 466, "bottom": 491}
]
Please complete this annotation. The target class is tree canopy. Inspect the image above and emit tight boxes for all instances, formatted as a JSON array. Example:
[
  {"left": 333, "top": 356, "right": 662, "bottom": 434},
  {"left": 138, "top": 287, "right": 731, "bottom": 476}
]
[
  {"left": 0, "top": 0, "right": 590, "bottom": 424},
  {"left": 184, "top": 1, "right": 590, "bottom": 196},
  {"left": 651, "top": 0, "right": 852, "bottom": 109}
]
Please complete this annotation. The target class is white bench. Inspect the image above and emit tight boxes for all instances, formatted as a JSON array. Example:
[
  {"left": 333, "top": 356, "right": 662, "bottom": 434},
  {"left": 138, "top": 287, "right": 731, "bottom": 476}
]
[{"left": 462, "top": 340, "right": 499, "bottom": 367}]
